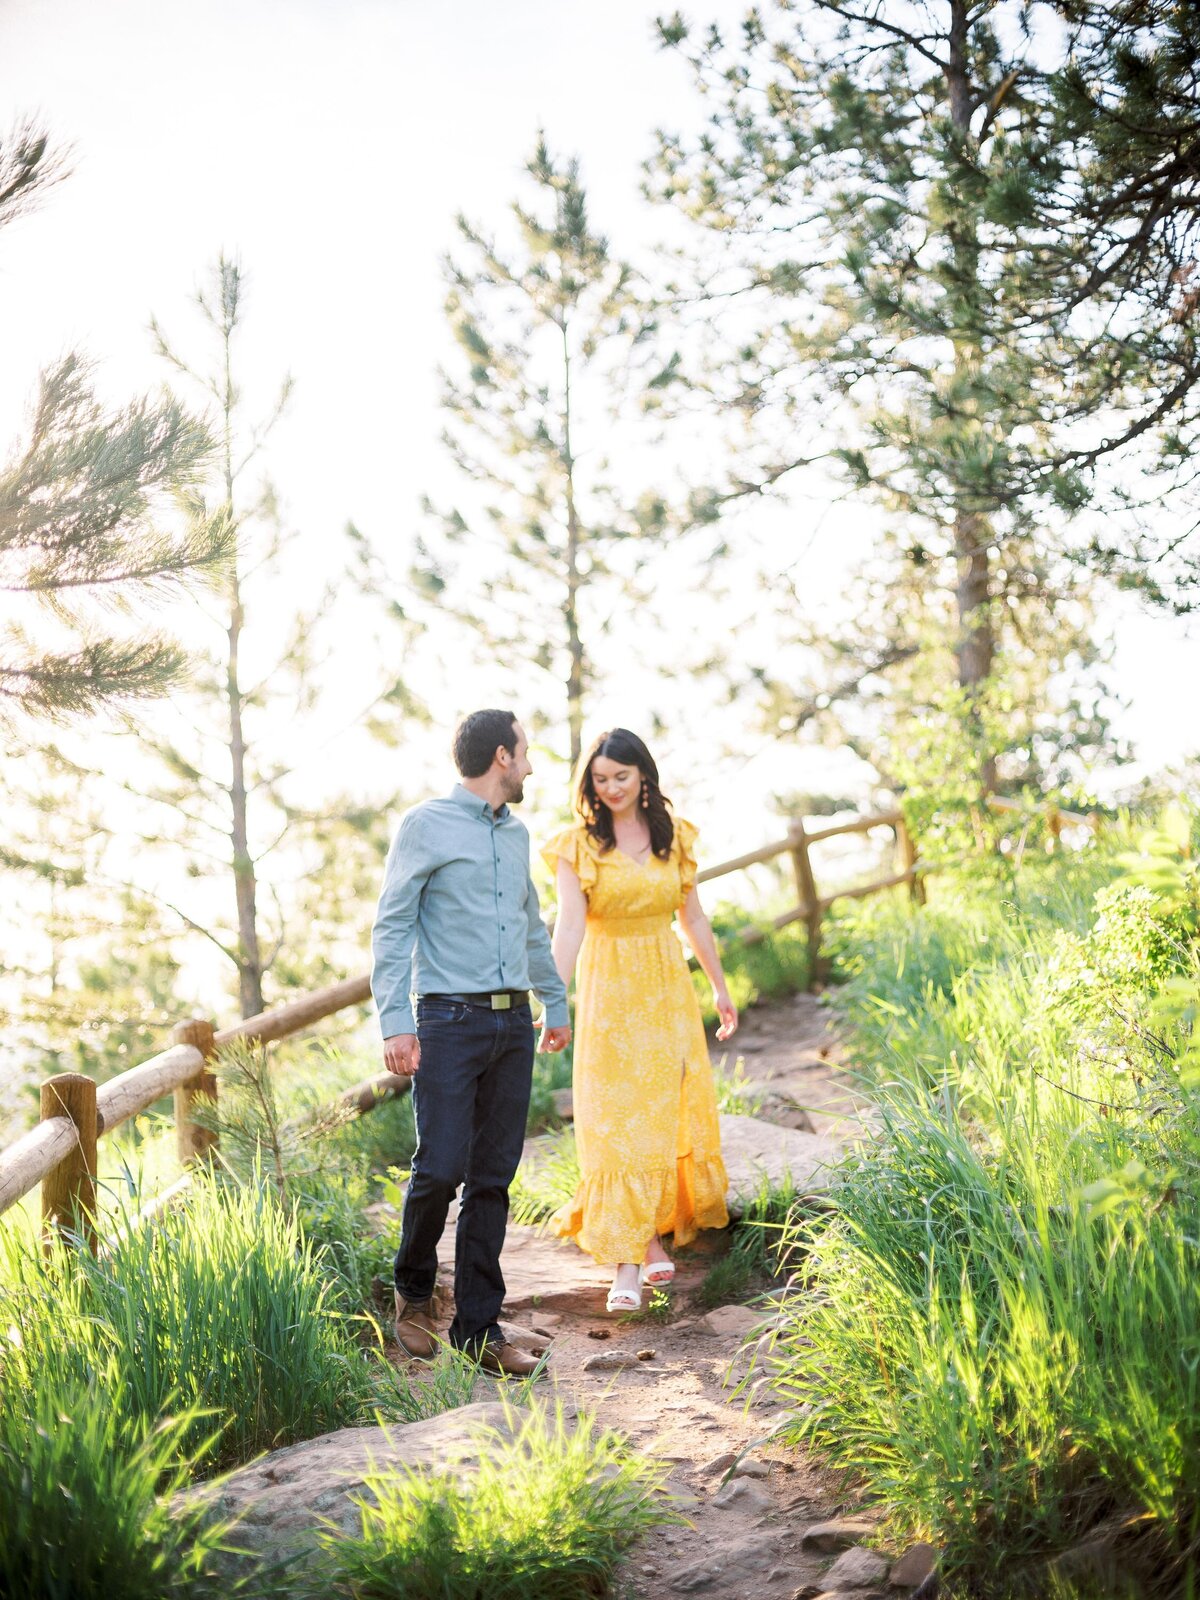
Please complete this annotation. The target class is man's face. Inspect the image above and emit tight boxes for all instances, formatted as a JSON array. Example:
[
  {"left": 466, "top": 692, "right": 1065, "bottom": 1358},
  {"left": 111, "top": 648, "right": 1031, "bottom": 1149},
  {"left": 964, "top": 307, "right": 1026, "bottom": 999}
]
[{"left": 498, "top": 722, "right": 533, "bottom": 804}]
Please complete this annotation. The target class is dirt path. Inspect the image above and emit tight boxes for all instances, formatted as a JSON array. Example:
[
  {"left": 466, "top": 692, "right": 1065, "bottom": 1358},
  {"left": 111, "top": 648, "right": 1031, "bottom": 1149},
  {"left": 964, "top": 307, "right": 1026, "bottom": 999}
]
[{"left": 399, "top": 993, "right": 885, "bottom": 1600}]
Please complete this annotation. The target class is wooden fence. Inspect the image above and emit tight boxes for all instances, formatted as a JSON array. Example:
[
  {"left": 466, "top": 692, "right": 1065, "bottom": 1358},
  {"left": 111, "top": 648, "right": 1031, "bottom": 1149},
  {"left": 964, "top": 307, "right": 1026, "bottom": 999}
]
[
  {"left": 697, "top": 806, "right": 923, "bottom": 982},
  {"left": 0, "top": 795, "right": 1095, "bottom": 1252}
]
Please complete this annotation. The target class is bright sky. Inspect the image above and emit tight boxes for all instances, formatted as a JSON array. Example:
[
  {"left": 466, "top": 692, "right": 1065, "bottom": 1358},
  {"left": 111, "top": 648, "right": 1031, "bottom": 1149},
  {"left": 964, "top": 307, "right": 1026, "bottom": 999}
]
[{"left": 1, "top": 0, "right": 1197, "bottom": 846}]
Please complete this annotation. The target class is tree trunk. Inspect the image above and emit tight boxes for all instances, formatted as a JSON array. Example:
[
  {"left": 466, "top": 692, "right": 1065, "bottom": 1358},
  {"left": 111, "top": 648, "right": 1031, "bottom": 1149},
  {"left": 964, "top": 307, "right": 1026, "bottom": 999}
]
[
  {"left": 945, "top": 0, "right": 996, "bottom": 711},
  {"left": 228, "top": 575, "right": 263, "bottom": 1018},
  {"left": 561, "top": 319, "right": 584, "bottom": 770},
  {"left": 221, "top": 317, "right": 264, "bottom": 1019}
]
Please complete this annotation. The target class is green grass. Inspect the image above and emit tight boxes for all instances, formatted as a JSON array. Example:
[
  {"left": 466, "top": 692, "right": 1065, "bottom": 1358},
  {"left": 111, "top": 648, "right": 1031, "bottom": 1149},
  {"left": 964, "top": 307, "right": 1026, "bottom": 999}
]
[
  {"left": 694, "top": 1169, "right": 807, "bottom": 1309},
  {"left": 694, "top": 905, "right": 809, "bottom": 1022},
  {"left": 510, "top": 1126, "right": 582, "bottom": 1227},
  {"left": 1, "top": 1173, "right": 383, "bottom": 1476},
  {"left": 0, "top": 1362, "right": 235, "bottom": 1600},
  {"left": 765, "top": 841, "right": 1200, "bottom": 1592},
  {"left": 319, "top": 1400, "right": 678, "bottom": 1599}
]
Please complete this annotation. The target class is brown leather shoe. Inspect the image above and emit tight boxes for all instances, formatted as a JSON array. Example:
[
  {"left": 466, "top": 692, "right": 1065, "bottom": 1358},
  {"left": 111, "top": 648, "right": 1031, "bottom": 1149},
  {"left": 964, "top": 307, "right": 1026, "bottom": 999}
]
[
  {"left": 394, "top": 1292, "right": 437, "bottom": 1359},
  {"left": 476, "top": 1338, "right": 544, "bottom": 1378}
]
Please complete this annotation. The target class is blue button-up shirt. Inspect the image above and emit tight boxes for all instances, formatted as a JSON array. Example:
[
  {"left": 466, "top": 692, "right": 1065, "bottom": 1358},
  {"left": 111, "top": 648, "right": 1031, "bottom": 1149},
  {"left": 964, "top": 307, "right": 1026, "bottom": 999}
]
[{"left": 371, "top": 783, "right": 569, "bottom": 1037}]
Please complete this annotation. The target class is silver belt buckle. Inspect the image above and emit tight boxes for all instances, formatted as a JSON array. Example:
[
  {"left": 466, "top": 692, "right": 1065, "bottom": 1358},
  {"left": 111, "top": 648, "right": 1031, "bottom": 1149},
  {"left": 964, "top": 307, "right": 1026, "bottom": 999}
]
[{"left": 491, "top": 992, "right": 511, "bottom": 1011}]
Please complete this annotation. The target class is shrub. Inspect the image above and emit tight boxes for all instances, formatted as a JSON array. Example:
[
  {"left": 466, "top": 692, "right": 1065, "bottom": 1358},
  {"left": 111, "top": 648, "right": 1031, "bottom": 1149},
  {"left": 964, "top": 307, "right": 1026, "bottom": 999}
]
[{"left": 320, "top": 1402, "right": 677, "bottom": 1600}]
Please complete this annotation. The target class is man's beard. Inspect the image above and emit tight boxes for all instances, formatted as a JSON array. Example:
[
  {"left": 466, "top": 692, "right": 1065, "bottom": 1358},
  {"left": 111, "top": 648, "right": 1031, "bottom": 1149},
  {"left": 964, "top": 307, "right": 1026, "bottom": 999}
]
[{"left": 501, "top": 773, "right": 525, "bottom": 805}]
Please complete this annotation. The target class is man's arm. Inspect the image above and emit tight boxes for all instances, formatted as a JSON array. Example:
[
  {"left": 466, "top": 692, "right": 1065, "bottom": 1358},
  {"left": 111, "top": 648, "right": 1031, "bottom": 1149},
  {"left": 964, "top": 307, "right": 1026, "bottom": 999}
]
[
  {"left": 371, "top": 811, "right": 431, "bottom": 1067},
  {"left": 523, "top": 870, "right": 571, "bottom": 1049}
]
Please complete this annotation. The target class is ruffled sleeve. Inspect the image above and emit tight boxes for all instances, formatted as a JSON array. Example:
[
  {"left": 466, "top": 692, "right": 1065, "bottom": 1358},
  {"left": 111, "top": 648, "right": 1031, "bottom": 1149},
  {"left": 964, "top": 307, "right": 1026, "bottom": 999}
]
[
  {"left": 541, "top": 825, "right": 598, "bottom": 897},
  {"left": 674, "top": 817, "right": 700, "bottom": 898}
]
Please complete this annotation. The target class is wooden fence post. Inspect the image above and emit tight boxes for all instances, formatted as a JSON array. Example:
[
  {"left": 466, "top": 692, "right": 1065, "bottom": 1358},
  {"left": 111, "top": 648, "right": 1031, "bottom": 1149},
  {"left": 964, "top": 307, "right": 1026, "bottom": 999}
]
[
  {"left": 1046, "top": 803, "right": 1063, "bottom": 852},
  {"left": 895, "top": 815, "right": 926, "bottom": 905},
  {"left": 789, "top": 820, "right": 825, "bottom": 990},
  {"left": 40, "top": 1072, "right": 98, "bottom": 1254},
  {"left": 172, "top": 1019, "right": 218, "bottom": 1166}
]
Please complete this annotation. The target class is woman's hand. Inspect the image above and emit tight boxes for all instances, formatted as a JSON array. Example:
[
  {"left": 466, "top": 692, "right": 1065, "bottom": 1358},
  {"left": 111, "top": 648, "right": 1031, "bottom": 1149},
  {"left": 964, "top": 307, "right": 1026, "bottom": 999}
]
[{"left": 714, "top": 990, "right": 739, "bottom": 1041}]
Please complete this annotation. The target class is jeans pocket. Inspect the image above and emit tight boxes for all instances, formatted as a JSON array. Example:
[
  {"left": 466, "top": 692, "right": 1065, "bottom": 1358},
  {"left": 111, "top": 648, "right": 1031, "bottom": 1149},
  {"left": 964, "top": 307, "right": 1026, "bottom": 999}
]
[{"left": 417, "top": 999, "right": 471, "bottom": 1026}]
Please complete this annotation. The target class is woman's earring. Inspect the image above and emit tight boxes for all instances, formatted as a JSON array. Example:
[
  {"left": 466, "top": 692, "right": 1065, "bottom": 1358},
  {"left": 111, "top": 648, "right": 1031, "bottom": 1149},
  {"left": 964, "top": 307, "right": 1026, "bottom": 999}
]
[{"left": 641, "top": 784, "right": 649, "bottom": 809}]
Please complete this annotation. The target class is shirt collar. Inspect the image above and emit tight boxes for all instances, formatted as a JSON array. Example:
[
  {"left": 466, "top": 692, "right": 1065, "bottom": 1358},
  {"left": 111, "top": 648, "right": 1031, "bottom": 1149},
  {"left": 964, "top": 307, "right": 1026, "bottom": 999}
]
[{"left": 450, "top": 782, "right": 509, "bottom": 821}]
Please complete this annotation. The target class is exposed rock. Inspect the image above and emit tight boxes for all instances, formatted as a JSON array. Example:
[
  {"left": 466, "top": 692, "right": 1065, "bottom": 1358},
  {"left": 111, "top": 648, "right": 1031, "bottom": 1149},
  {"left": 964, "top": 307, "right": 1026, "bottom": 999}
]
[
  {"left": 583, "top": 1349, "right": 652, "bottom": 1372},
  {"left": 551, "top": 1087, "right": 574, "bottom": 1120},
  {"left": 496, "top": 1319, "right": 550, "bottom": 1353},
  {"left": 671, "top": 1532, "right": 782, "bottom": 1591},
  {"left": 700, "top": 1449, "right": 736, "bottom": 1476},
  {"left": 889, "top": 1542, "right": 938, "bottom": 1588},
  {"left": 711, "top": 1476, "right": 775, "bottom": 1512},
  {"left": 825, "top": 1544, "right": 890, "bottom": 1588},
  {"left": 181, "top": 1401, "right": 522, "bottom": 1567},
  {"left": 697, "top": 1303, "right": 765, "bottom": 1339},
  {"left": 732, "top": 1457, "right": 770, "bottom": 1478},
  {"left": 802, "top": 1519, "right": 881, "bottom": 1554},
  {"left": 720, "top": 1113, "right": 840, "bottom": 1219}
]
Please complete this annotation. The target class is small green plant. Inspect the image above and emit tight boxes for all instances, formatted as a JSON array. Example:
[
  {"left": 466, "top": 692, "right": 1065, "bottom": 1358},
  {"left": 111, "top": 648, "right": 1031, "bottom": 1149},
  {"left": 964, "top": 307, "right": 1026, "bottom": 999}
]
[
  {"left": 510, "top": 1127, "right": 581, "bottom": 1227},
  {"left": 712, "top": 1054, "right": 765, "bottom": 1115},
  {"left": 694, "top": 1251, "right": 753, "bottom": 1309},
  {"left": 385, "top": 1344, "right": 485, "bottom": 1422},
  {"left": 321, "top": 1401, "right": 678, "bottom": 1600},
  {"left": 695, "top": 1171, "right": 805, "bottom": 1307}
]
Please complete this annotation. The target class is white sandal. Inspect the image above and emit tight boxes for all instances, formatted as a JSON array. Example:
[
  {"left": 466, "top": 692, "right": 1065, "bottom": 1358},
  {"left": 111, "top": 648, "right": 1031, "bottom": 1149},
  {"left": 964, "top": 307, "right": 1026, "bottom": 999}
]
[
  {"left": 640, "top": 1238, "right": 675, "bottom": 1288},
  {"left": 639, "top": 1260, "right": 675, "bottom": 1289},
  {"left": 606, "top": 1282, "right": 642, "bottom": 1314}
]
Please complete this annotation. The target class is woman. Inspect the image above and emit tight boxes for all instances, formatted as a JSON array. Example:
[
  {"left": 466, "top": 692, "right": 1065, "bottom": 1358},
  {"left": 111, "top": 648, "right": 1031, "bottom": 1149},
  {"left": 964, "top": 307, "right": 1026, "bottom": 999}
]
[{"left": 542, "top": 728, "right": 738, "bottom": 1312}]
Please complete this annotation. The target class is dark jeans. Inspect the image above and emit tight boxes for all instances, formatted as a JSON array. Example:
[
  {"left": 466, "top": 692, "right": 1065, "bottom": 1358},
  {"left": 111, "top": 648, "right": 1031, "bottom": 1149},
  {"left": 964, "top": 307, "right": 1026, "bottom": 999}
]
[{"left": 393, "top": 996, "right": 534, "bottom": 1351}]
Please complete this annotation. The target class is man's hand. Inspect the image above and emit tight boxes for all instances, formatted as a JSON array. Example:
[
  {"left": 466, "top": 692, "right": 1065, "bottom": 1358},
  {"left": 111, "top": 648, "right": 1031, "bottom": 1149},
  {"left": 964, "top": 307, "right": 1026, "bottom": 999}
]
[
  {"left": 538, "top": 1024, "right": 572, "bottom": 1054},
  {"left": 384, "top": 1033, "right": 421, "bottom": 1076}
]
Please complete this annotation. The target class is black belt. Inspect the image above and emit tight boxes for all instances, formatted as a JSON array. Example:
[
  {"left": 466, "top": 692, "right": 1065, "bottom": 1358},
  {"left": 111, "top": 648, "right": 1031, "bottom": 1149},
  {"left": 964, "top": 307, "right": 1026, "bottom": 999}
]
[{"left": 422, "top": 990, "right": 530, "bottom": 1011}]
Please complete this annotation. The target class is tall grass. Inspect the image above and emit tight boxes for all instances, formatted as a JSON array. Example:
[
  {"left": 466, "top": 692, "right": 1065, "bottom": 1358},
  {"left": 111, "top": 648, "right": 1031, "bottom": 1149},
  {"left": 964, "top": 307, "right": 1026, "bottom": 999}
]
[
  {"left": 1, "top": 1174, "right": 381, "bottom": 1474},
  {"left": 768, "top": 846, "right": 1200, "bottom": 1591},
  {"left": 320, "top": 1401, "right": 678, "bottom": 1600},
  {"left": 0, "top": 1363, "right": 234, "bottom": 1600}
]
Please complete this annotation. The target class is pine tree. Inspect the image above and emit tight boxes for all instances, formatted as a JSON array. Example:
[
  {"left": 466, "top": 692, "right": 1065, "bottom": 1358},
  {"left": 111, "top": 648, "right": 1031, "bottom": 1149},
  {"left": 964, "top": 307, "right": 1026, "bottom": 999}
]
[
  {"left": 651, "top": 3, "right": 1200, "bottom": 767},
  {"left": 414, "top": 136, "right": 662, "bottom": 767},
  {"left": 0, "top": 120, "right": 230, "bottom": 726},
  {"left": 116, "top": 255, "right": 418, "bottom": 1018}
]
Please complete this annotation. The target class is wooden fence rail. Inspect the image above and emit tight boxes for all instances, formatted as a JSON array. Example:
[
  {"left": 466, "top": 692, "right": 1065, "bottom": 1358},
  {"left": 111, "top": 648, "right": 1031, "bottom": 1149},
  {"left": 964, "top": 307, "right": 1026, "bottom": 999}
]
[{"left": 0, "top": 795, "right": 1096, "bottom": 1250}]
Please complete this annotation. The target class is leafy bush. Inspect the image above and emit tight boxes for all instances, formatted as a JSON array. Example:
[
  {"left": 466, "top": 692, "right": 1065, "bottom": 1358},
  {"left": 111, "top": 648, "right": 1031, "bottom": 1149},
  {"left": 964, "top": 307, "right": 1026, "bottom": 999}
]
[
  {"left": 527, "top": 1035, "right": 574, "bottom": 1135},
  {"left": 320, "top": 1402, "right": 677, "bottom": 1600}
]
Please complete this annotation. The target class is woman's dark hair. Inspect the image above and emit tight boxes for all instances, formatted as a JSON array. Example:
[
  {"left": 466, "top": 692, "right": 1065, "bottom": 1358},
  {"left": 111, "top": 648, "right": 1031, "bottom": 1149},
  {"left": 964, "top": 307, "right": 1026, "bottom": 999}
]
[
  {"left": 573, "top": 728, "right": 674, "bottom": 859},
  {"left": 453, "top": 708, "right": 518, "bottom": 778}
]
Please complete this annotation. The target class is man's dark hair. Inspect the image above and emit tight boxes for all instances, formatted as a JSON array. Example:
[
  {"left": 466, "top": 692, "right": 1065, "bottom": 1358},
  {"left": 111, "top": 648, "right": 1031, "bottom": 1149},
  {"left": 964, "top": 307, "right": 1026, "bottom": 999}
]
[{"left": 453, "top": 708, "right": 519, "bottom": 778}]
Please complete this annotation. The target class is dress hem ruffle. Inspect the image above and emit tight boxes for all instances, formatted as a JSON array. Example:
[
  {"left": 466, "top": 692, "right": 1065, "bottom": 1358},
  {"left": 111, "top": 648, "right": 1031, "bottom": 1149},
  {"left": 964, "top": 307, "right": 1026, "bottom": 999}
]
[{"left": 549, "top": 1152, "right": 729, "bottom": 1265}]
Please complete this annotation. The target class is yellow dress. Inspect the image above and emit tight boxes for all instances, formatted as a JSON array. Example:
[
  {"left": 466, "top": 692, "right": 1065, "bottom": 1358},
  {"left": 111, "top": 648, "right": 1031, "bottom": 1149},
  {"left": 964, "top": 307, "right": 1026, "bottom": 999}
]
[{"left": 541, "top": 817, "right": 728, "bottom": 1264}]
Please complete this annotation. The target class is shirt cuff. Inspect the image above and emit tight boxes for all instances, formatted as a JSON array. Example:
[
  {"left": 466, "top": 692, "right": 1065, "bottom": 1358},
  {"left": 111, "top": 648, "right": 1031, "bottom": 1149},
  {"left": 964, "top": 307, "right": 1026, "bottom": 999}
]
[
  {"left": 539, "top": 997, "right": 570, "bottom": 1029},
  {"left": 378, "top": 1003, "right": 416, "bottom": 1037}
]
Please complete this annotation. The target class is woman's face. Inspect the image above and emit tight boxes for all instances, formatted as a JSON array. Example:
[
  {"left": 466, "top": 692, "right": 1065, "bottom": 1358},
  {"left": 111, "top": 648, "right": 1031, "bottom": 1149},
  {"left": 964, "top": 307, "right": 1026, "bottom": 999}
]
[{"left": 590, "top": 754, "right": 642, "bottom": 818}]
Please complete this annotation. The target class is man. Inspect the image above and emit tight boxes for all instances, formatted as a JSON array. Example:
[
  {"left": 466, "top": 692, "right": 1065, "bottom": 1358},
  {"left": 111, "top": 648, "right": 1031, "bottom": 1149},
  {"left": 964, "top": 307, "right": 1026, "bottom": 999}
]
[{"left": 371, "top": 709, "right": 571, "bottom": 1375}]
